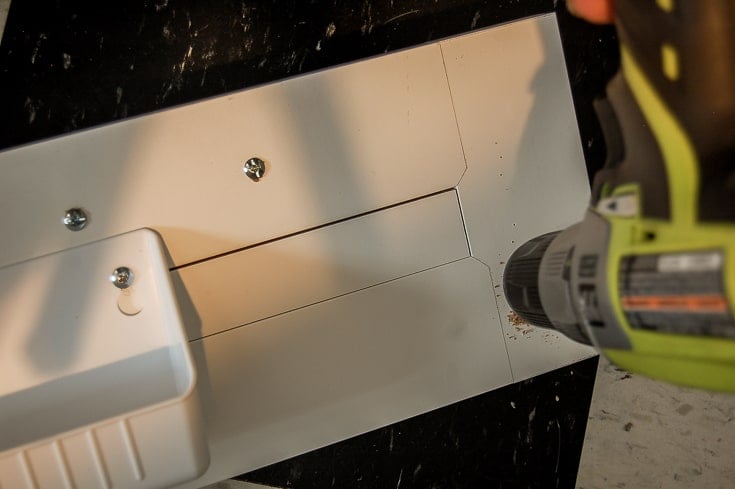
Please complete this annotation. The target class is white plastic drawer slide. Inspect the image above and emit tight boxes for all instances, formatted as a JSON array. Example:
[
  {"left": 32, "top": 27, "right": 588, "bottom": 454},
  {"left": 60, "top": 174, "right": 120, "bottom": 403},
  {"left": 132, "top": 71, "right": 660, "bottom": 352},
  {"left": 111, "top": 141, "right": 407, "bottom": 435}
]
[
  {"left": 174, "top": 190, "right": 469, "bottom": 340},
  {"left": 0, "top": 229, "right": 209, "bottom": 489}
]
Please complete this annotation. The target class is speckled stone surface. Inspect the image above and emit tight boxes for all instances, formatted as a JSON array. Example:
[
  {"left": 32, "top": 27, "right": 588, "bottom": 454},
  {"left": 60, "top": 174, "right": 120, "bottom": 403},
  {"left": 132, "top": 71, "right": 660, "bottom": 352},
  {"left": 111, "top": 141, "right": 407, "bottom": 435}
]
[
  {"left": 0, "top": 1, "right": 547, "bottom": 148},
  {"left": 577, "top": 357, "right": 735, "bottom": 489}
]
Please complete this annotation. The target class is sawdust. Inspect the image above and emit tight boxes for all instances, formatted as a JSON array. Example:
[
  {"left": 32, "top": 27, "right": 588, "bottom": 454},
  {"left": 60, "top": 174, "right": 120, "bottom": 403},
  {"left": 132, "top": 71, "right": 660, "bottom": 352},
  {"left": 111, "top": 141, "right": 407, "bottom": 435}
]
[
  {"left": 507, "top": 311, "right": 525, "bottom": 326},
  {"left": 507, "top": 311, "right": 535, "bottom": 338}
]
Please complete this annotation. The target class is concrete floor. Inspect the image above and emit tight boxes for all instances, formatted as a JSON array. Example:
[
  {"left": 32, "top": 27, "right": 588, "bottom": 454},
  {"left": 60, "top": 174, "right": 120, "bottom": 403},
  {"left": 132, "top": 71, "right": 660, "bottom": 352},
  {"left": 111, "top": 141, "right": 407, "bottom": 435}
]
[{"left": 577, "top": 356, "right": 735, "bottom": 489}]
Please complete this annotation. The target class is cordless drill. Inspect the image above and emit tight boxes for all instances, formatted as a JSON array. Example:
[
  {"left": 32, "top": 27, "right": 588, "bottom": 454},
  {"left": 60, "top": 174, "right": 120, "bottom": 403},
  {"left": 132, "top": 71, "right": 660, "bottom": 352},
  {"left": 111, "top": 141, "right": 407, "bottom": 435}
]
[{"left": 504, "top": 0, "right": 735, "bottom": 392}]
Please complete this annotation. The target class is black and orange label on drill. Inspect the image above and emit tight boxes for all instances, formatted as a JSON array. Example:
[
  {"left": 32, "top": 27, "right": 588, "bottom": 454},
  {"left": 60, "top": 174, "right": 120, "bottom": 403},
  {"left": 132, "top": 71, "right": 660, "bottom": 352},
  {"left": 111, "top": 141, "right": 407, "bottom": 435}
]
[
  {"left": 618, "top": 252, "right": 735, "bottom": 338},
  {"left": 621, "top": 294, "right": 729, "bottom": 313}
]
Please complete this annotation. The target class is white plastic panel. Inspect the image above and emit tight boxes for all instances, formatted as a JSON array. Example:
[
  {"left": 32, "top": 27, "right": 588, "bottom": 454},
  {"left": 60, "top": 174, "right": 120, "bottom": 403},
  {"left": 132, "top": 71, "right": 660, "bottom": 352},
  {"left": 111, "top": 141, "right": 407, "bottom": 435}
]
[
  {"left": 177, "top": 257, "right": 512, "bottom": 488},
  {"left": 0, "top": 230, "right": 181, "bottom": 397},
  {"left": 0, "top": 230, "right": 208, "bottom": 489},
  {"left": 441, "top": 14, "right": 596, "bottom": 381},
  {"left": 0, "top": 404, "right": 208, "bottom": 489},
  {"left": 0, "top": 42, "right": 465, "bottom": 269},
  {"left": 173, "top": 190, "right": 469, "bottom": 340}
]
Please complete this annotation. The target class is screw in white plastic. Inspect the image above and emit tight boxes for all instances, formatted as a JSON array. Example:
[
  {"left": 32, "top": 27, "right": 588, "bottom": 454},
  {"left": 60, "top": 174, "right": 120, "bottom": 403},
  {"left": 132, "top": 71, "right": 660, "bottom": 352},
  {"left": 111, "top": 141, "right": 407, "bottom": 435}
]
[
  {"left": 243, "top": 157, "right": 266, "bottom": 181},
  {"left": 63, "top": 208, "right": 88, "bottom": 231},
  {"left": 110, "top": 267, "right": 134, "bottom": 289}
]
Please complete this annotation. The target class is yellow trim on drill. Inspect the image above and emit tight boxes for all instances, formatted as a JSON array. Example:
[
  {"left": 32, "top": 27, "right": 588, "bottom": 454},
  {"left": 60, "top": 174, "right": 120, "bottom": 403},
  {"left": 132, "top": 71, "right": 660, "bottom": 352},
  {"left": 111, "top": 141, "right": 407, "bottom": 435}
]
[
  {"left": 600, "top": 45, "right": 735, "bottom": 391},
  {"left": 656, "top": 0, "right": 675, "bottom": 13},
  {"left": 605, "top": 349, "right": 735, "bottom": 392},
  {"left": 661, "top": 43, "right": 680, "bottom": 81},
  {"left": 620, "top": 46, "right": 697, "bottom": 225}
]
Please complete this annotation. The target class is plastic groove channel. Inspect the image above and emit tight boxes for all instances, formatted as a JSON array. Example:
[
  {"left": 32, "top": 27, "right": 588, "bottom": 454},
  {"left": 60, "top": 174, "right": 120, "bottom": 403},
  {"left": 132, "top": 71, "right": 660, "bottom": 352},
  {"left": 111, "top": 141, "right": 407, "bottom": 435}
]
[
  {"left": 18, "top": 451, "right": 38, "bottom": 489},
  {"left": 86, "top": 430, "right": 111, "bottom": 489},
  {"left": 119, "top": 420, "right": 145, "bottom": 482},
  {"left": 52, "top": 441, "right": 75, "bottom": 489}
]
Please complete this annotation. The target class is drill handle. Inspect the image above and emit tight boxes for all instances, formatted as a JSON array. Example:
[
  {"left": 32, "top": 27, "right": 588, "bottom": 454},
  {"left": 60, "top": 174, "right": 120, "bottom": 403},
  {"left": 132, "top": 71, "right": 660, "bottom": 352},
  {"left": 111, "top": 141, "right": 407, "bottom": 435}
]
[{"left": 593, "top": 0, "right": 735, "bottom": 222}]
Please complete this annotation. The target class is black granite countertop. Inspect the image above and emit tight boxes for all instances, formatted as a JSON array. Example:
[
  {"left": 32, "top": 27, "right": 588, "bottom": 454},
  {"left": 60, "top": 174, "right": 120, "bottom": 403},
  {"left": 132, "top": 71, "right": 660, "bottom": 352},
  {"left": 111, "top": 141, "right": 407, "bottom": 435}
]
[{"left": 0, "top": 2, "right": 614, "bottom": 487}]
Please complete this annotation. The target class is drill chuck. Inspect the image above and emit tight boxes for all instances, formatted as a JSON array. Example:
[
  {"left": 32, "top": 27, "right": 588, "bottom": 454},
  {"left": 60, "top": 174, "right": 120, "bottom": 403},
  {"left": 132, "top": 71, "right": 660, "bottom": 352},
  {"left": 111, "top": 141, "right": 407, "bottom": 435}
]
[
  {"left": 503, "top": 232, "right": 559, "bottom": 329},
  {"left": 504, "top": 227, "right": 592, "bottom": 346}
]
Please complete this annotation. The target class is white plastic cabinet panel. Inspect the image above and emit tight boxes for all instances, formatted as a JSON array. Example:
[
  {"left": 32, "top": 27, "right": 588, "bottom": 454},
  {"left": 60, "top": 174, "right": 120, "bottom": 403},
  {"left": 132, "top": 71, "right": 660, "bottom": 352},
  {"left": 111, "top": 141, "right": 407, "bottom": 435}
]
[
  {"left": 441, "top": 15, "right": 596, "bottom": 381},
  {"left": 173, "top": 190, "right": 469, "bottom": 341},
  {"left": 176, "top": 257, "right": 512, "bottom": 488},
  {"left": 0, "top": 42, "right": 464, "bottom": 269},
  {"left": 0, "top": 230, "right": 177, "bottom": 396},
  {"left": 0, "top": 230, "right": 208, "bottom": 489}
]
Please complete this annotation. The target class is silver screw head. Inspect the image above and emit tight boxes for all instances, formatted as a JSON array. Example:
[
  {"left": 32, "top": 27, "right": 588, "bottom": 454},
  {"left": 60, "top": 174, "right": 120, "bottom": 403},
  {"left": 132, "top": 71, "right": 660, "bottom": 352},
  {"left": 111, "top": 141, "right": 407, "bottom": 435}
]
[
  {"left": 110, "top": 267, "right": 134, "bottom": 289},
  {"left": 243, "top": 157, "right": 266, "bottom": 181},
  {"left": 63, "top": 208, "right": 88, "bottom": 231}
]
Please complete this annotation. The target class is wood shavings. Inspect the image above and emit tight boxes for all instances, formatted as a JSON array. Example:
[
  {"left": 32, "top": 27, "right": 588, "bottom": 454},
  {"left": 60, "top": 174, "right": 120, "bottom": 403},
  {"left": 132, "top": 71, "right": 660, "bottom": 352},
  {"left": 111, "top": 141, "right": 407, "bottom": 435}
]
[{"left": 507, "top": 311, "right": 525, "bottom": 326}]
